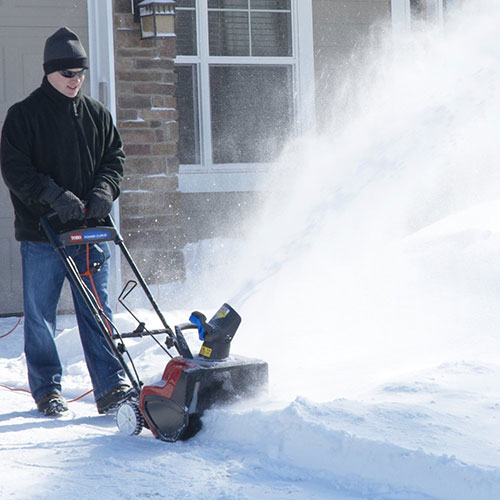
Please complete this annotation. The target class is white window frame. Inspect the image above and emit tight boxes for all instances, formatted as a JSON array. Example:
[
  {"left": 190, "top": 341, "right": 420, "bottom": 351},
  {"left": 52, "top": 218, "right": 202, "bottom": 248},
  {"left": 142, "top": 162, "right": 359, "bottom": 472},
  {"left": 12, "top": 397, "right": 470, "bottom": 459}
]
[
  {"left": 391, "top": 0, "right": 444, "bottom": 31},
  {"left": 88, "top": 0, "right": 117, "bottom": 121},
  {"left": 176, "top": 0, "right": 315, "bottom": 193},
  {"left": 87, "top": 0, "right": 122, "bottom": 297}
]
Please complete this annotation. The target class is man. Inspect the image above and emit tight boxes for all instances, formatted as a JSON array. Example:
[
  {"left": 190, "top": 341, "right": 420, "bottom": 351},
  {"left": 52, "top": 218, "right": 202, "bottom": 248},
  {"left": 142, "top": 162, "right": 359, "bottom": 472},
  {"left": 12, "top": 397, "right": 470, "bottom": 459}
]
[{"left": 0, "top": 27, "right": 130, "bottom": 416}]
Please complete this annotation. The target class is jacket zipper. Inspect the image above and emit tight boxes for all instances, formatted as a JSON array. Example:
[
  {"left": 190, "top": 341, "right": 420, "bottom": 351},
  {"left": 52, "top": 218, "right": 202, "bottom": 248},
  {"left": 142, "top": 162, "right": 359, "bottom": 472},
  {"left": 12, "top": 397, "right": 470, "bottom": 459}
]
[{"left": 72, "top": 100, "right": 78, "bottom": 118}]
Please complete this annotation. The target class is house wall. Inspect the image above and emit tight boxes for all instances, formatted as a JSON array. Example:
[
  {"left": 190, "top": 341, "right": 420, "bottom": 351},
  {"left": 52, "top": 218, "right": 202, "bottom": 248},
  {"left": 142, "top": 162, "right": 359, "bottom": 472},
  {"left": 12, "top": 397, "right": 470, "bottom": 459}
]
[
  {"left": 112, "top": 0, "right": 185, "bottom": 283},
  {"left": 181, "top": 192, "right": 264, "bottom": 244},
  {"left": 181, "top": 1, "right": 393, "bottom": 245},
  {"left": 0, "top": 0, "right": 90, "bottom": 315},
  {"left": 312, "top": 0, "right": 392, "bottom": 129}
]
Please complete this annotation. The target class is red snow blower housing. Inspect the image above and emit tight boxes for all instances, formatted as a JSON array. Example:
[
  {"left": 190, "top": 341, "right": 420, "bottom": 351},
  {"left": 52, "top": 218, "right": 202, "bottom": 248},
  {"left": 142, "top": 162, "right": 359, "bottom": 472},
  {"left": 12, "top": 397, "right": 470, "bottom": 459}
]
[{"left": 41, "top": 214, "right": 268, "bottom": 441}]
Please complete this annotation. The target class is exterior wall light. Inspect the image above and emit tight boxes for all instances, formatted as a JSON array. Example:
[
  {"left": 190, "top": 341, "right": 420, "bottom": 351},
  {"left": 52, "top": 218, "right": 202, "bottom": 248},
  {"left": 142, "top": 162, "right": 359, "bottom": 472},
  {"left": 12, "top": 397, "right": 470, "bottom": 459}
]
[{"left": 137, "top": 0, "right": 176, "bottom": 39}]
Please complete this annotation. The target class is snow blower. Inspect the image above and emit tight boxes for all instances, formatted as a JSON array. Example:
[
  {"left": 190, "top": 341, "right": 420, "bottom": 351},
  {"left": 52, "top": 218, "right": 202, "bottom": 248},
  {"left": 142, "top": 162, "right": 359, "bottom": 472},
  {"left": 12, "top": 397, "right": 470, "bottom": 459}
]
[{"left": 41, "top": 213, "right": 268, "bottom": 441}]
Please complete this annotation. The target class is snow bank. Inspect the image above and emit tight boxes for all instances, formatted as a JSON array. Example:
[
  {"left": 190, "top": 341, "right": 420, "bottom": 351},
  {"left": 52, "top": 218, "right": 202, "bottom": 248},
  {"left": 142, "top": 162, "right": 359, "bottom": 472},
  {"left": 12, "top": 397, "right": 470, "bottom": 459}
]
[{"left": 201, "top": 397, "right": 500, "bottom": 500}]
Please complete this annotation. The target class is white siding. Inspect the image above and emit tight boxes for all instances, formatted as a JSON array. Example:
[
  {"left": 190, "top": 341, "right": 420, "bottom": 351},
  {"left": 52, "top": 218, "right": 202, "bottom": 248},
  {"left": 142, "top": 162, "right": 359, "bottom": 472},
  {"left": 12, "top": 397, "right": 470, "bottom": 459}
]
[{"left": 0, "top": 0, "right": 89, "bottom": 314}]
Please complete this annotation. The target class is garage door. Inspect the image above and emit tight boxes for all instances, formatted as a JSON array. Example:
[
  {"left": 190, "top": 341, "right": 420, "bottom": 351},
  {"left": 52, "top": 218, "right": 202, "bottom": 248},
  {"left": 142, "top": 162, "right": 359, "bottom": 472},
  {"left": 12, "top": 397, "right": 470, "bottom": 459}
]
[{"left": 0, "top": 1, "right": 89, "bottom": 315}]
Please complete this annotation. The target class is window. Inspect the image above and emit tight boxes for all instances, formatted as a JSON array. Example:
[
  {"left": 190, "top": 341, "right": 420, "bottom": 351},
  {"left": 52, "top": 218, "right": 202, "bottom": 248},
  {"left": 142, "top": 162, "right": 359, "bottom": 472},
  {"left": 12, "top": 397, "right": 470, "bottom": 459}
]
[
  {"left": 175, "top": 0, "right": 314, "bottom": 192},
  {"left": 410, "top": 0, "right": 440, "bottom": 24},
  {"left": 410, "top": 0, "right": 425, "bottom": 20},
  {"left": 391, "top": 0, "right": 452, "bottom": 30}
]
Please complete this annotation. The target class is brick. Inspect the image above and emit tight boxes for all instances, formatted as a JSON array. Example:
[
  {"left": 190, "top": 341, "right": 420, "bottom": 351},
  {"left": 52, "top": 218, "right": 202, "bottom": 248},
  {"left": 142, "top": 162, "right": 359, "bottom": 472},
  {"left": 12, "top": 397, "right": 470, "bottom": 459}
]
[
  {"left": 117, "top": 70, "right": 165, "bottom": 82},
  {"left": 139, "top": 175, "right": 178, "bottom": 192},
  {"left": 114, "top": 0, "right": 184, "bottom": 281},
  {"left": 121, "top": 190, "right": 181, "bottom": 209},
  {"left": 151, "top": 142, "right": 177, "bottom": 156},
  {"left": 120, "top": 214, "right": 179, "bottom": 231},
  {"left": 157, "top": 37, "right": 177, "bottom": 58},
  {"left": 119, "top": 94, "right": 151, "bottom": 109},
  {"left": 135, "top": 58, "right": 174, "bottom": 71},
  {"left": 140, "top": 108, "right": 177, "bottom": 122},
  {"left": 121, "top": 248, "right": 185, "bottom": 284},
  {"left": 124, "top": 227, "right": 185, "bottom": 250},
  {"left": 120, "top": 128, "right": 155, "bottom": 144},
  {"left": 161, "top": 72, "right": 178, "bottom": 85},
  {"left": 123, "top": 143, "right": 151, "bottom": 156},
  {"left": 116, "top": 58, "right": 135, "bottom": 71},
  {"left": 113, "top": 0, "right": 132, "bottom": 14},
  {"left": 165, "top": 96, "right": 177, "bottom": 108},
  {"left": 117, "top": 48, "right": 156, "bottom": 58},
  {"left": 117, "top": 109, "right": 139, "bottom": 121},
  {"left": 121, "top": 174, "right": 177, "bottom": 192},
  {"left": 166, "top": 156, "right": 180, "bottom": 174},
  {"left": 164, "top": 122, "right": 179, "bottom": 141},
  {"left": 118, "top": 119, "right": 150, "bottom": 129},
  {"left": 117, "top": 81, "right": 137, "bottom": 95},
  {"left": 116, "top": 29, "right": 145, "bottom": 48},
  {"left": 114, "top": 13, "right": 135, "bottom": 29},
  {"left": 133, "top": 82, "right": 174, "bottom": 95},
  {"left": 124, "top": 156, "right": 167, "bottom": 175},
  {"left": 152, "top": 96, "right": 164, "bottom": 108},
  {"left": 154, "top": 128, "right": 164, "bottom": 142},
  {"left": 121, "top": 202, "right": 166, "bottom": 217}
]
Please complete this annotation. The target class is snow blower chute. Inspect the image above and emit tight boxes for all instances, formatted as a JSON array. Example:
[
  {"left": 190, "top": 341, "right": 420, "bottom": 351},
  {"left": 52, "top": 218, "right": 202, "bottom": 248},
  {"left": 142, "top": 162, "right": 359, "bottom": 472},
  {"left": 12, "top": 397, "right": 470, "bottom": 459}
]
[{"left": 41, "top": 213, "right": 268, "bottom": 441}]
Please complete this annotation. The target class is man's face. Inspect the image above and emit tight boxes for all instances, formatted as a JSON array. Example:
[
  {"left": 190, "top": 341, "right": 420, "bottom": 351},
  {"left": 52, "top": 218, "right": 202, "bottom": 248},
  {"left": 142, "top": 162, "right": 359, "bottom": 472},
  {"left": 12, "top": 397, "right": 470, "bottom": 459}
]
[{"left": 47, "top": 68, "right": 85, "bottom": 98}]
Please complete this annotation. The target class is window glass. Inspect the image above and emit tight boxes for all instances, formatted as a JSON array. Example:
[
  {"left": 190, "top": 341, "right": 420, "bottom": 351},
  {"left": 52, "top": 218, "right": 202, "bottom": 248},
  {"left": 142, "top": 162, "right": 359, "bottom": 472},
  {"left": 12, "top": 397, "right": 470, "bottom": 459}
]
[
  {"left": 410, "top": 0, "right": 426, "bottom": 20},
  {"left": 410, "top": 0, "right": 439, "bottom": 23},
  {"left": 176, "top": 2, "right": 297, "bottom": 170},
  {"left": 208, "top": 1, "right": 292, "bottom": 56},
  {"left": 175, "top": 65, "right": 200, "bottom": 165},
  {"left": 251, "top": 11, "right": 292, "bottom": 56},
  {"left": 250, "top": 0, "right": 291, "bottom": 9},
  {"left": 176, "top": 7, "right": 197, "bottom": 55},
  {"left": 208, "top": 10, "right": 250, "bottom": 56},
  {"left": 210, "top": 66, "right": 293, "bottom": 164},
  {"left": 208, "top": 0, "right": 248, "bottom": 8}
]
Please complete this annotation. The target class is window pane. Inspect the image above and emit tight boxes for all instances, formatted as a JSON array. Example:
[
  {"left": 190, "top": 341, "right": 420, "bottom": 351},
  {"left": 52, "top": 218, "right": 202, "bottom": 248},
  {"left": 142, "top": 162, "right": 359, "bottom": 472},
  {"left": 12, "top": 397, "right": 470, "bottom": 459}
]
[
  {"left": 250, "top": 0, "right": 290, "bottom": 9},
  {"left": 251, "top": 12, "right": 291, "bottom": 56},
  {"left": 208, "top": 0, "right": 248, "bottom": 8},
  {"left": 176, "top": 9, "right": 197, "bottom": 55},
  {"left": 210, "top": 66, "right": 293, "bottom": 164},
  {"left": 411, "top": 0, "right": 424, "bottom": 18},
  {"left": 209, "top": 11, "right": 250, "bottom": 56},
  {"left": 410, "top": 0, "right": 439, "bottom": 22},
  {"left": 175, "top": 65, "right": 200, "bottom": 165},
  {"left": 176, "top": 0, "right": 195, "bottom": 6}
]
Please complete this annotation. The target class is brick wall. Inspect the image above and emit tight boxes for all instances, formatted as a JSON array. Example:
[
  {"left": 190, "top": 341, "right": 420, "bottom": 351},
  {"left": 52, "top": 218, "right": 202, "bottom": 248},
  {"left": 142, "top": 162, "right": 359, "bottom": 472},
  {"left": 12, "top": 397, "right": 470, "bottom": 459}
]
[{"left": 113, "top": 0, "right": 184, "bottom": 283}]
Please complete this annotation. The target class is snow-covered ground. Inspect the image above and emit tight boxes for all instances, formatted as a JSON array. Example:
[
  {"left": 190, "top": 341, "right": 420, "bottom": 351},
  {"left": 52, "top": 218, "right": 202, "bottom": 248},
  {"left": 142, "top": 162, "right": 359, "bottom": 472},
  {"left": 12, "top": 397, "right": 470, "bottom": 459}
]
[{"left": 3, "top": 1, "right": 500, "bottom": 498}]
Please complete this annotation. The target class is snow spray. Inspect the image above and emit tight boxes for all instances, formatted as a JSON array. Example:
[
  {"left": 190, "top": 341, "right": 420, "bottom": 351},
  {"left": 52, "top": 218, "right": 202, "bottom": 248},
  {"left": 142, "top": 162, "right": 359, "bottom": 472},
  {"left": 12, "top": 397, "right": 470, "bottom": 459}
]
[{"left": 188, "top": 0, "right": 500, "bottom": 403}]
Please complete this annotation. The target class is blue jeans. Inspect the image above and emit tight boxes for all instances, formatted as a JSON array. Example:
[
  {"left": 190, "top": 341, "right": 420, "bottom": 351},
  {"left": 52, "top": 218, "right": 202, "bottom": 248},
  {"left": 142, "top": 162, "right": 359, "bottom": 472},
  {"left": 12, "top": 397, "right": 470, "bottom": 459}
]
[{"left": 21, "top": 241, "right": 126, "bottom": 403}]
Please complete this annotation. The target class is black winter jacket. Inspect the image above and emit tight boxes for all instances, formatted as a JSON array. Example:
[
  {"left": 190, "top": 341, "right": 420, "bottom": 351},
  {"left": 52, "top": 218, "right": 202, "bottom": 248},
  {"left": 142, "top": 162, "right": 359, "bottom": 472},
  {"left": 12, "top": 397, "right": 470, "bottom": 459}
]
[{"left": 0, "top": 76, "right": 125, "bottom": 241}]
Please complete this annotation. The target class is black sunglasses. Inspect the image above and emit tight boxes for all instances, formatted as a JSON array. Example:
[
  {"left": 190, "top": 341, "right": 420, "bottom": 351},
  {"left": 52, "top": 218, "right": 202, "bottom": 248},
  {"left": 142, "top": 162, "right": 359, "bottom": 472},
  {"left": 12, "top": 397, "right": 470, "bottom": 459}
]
[{"left": 58, "top": 69, "right": 87, "bottom": 79}]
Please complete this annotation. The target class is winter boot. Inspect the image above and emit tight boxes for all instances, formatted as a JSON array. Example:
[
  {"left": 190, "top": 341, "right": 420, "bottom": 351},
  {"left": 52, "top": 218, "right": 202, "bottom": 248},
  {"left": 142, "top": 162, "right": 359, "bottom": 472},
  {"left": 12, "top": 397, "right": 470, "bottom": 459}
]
[
  {"left": 37, "top": 393, "right": 68, "bottom": 417},
  {"left": 96, "top": 384, "right": 133, "bottom": 414}
]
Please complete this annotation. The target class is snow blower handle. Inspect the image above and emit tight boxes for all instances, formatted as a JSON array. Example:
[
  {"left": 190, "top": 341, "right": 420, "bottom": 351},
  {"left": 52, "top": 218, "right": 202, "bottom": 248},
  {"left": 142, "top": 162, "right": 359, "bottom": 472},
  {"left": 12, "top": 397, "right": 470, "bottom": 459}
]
[
  {"left": 192, "top": 304, "right": 242, "bottom": 361},
  {"left": 189, "top": 311, "right": 213, "bottom": 340}
]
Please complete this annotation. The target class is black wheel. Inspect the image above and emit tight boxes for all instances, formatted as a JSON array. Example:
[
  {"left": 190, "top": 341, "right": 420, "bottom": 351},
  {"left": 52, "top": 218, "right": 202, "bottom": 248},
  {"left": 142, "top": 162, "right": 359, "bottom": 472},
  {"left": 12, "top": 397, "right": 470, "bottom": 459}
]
[
  {"left": 116, "top": 401, "right": 144, "bottom": 436},
  {"left": 180, "top": 414, "right": 203, "bottom": 441}
]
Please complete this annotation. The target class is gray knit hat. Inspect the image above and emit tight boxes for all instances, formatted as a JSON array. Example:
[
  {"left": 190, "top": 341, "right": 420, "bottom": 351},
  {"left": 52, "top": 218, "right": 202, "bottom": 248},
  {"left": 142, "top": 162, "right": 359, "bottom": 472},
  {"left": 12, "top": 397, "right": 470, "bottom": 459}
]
[{"left": 43, "top": 27, "right": 89, "bottom": 75}]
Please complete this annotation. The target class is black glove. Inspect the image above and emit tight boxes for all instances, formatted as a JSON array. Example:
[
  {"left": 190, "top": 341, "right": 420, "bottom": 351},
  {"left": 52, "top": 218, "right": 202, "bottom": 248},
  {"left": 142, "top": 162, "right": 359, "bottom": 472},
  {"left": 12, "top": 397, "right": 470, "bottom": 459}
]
[
  {"left": 50, "top": 191, "right": 86, "bottom": 223},
  {"left": 40, "top": 181, "right": 85, "bottom": 224},
  {"left": 86, "top": 184, "right": 114, "bottom": 219}
]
